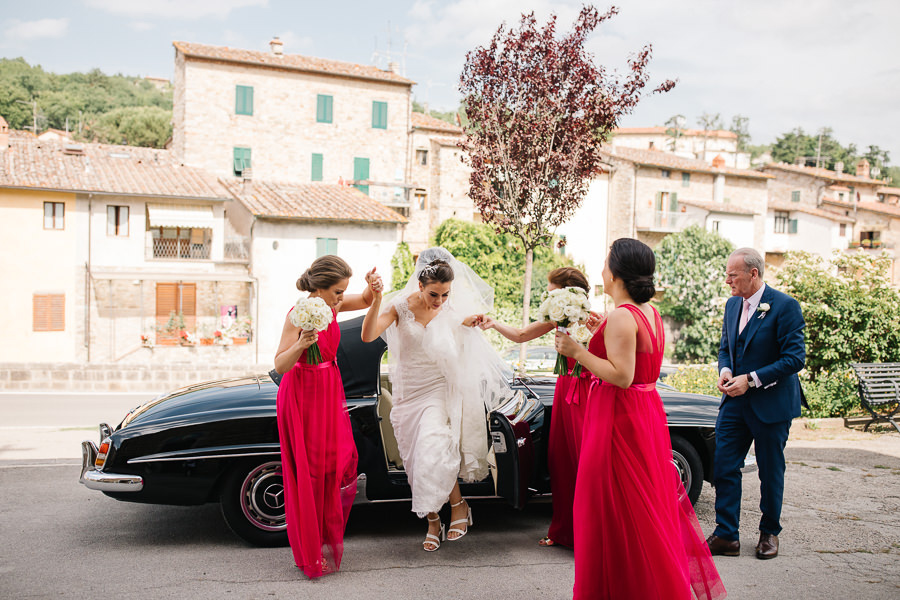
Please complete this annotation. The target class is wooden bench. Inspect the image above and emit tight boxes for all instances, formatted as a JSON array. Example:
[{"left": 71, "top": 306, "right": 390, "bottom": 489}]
[{"left": 850, "top": 363, "right": 900, "bottom": 434}]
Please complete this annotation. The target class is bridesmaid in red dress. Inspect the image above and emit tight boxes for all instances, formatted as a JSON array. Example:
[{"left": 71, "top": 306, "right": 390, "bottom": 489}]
[
  {"left": 479, "top": 267, "right": 599, "bottom": 549},
  {"left": 556, "top": 239, "right": 726, "bottom": 600},
  {"left": 273, "top": 256, "right": 382, "bottom": 578}
]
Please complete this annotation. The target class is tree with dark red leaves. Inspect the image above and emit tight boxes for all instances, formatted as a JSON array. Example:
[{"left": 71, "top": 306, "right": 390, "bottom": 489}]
[{"left": 459, "top": 5, "right": 674, "bottom": 360}]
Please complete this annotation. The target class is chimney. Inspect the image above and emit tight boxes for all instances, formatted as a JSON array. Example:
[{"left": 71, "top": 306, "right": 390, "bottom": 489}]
[
  {"left": 856, "top": 158, "right": 870, "bottom": 179},
  {"left": 712, "top": 154, "right": 725, "bottom": 168},
  {"left": 241, "top": 169, "right": 254, "bottom": 195},
  {"left": 269, "top": 37, "right": 283, "bottom": 55},
  {"left": 834, "top": 161, "right": 844, "bottom": 174},
  {"left": 0, "top": 115, "right": 8, "bottom": 148},
  {"left": 387, "top": 61, "right": 400, "bottom": 75}
]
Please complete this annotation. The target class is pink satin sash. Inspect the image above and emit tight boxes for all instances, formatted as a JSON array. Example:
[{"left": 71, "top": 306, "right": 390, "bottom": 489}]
[
  {"left": 591, "top": 377, "right": 657, "bottom": 393},
  {"left": 298, "top": 359, "right": 338, "bottom": 370}
]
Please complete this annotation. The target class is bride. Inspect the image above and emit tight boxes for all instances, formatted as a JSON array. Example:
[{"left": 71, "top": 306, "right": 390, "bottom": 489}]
[{"left": 361, "top": 247, "right": 512, "bottom": 551}]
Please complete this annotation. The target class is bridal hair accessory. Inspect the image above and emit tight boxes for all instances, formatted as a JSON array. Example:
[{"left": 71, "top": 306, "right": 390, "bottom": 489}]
[
  {"left": 756, "top": 302, "right": 771, "bottom": 320},
  {"left": 420, "top": 263, "right": 440, "bottom": 278},
  {"left": 536, "top": 286, "right": 592, "bottom": 376},
  {"left": 290, "top": 296, "right": 333, "bottom": 364}
]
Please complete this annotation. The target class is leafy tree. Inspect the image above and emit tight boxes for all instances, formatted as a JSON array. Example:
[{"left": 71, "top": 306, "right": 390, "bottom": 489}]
[
  {"left": 770, "top": 127, "right": 859, "bottom": 171},
  {"left": 728, "top": 114, "right": 751, "bottom": 152},
  {"left": 91, "top": 106, "right": 172, "bottom": 147},
  {"left": 665, "top": 114, "right": 686, "bottom": 151},
  {"left": 389, "top": 241, "right": 415, "bottom": 291},
  {"left": 862, "top": 145, "right": 890, "bottom": 176},
  {"left": 696, "top": 112, "right": 722, "bottom": 158},
  {"left": 776, "top": 250, "right": 900, "bottom": 375},
  {"left": 884, "top": 165, "right": 900, "bottom": 186},
  {"left": 655, "top": 225, "right": 734, "bottom": 362},
  {"left": 411, "top": 99, "right": 467, "bottom": 128},
  {"left": 459, "top": 5, "right": 674, "bottom": 366}
]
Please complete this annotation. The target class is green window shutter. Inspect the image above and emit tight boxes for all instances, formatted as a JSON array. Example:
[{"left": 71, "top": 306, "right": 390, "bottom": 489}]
[
  {"left": 789, "top": 219, "right": 798, "bottom": 234},
  {"left": 233, "top": 147, "right": 251, "bottom": 176},
  {"left": 236, "top": 85, "right": 253, "bottom": 115},
  {"left": 316, "top": 237, "right": 337, "bottom": 257},
  {"left": 354, "top": 157, "right": 370, "bottom": 195},
  {"left": 316, "top": 95, "right": 333, "bottom": 123},
  {"left": 670, "top": 192, "right": 679, "bottom": 212},
  {"left": 311, "top": 153, "right": 324, "bottom": 181},
  {"left": 372, "top": 101, "right": 387, "bottom": 129},
  {"left": 791, "top": 190, "right": 800, "bottom": 202},
  {"left": 682, "top": 172, "right": 690, "bottom": 187},
  {"left": 654, "top": 192, "right": 663, "bottom": 211}
]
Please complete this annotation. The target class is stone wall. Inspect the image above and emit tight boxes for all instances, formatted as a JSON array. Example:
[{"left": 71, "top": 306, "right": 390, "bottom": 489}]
[{"left": 0, "top": 359, "right": 270, "bottom": 392}]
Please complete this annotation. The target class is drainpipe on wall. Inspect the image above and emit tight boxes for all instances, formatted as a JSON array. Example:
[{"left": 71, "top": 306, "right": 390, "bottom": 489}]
[{"left": 85, "top": 193, "right": 93, "bottom": 362}]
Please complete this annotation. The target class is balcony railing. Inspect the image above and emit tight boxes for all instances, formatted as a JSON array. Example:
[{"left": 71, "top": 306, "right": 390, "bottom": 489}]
[
  {"left": 149, "top": 237, "right": 211, "bottom": 260},
  {"left": 638, "top": 210, "right": 701, "bottom": 231},
  {"left": 224, "top": 236, "right": 250, "bottom": 262}
]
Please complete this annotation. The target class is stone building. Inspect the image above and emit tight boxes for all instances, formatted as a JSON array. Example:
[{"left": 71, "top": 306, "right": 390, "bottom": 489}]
[
  {"left": 171, "top": 40, "right": 474, "bottom": 257},
  {"left": 759, "top": 161, "right": 899, "bottom": 283},
  {"left": 219, "top": 178, "right": 405, "bottom": 358},
  {"left": 611, "top": 126, "right": 751, "bottom": 168},
  {"left": 0, "top": 127, "right": 256, "bottom": 366}
]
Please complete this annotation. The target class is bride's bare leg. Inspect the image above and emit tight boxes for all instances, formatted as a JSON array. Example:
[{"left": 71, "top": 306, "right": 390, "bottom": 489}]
[{"left": 447, "top": 483, "right": 470, "bottom": 540}]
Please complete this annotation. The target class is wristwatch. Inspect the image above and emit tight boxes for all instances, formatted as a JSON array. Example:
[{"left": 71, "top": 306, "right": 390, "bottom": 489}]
[{"left": 747, "top": 375, "right": 756, "bottom": 388}]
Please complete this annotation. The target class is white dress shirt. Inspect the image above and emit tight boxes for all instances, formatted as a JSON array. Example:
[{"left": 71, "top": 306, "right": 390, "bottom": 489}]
[{"left": 722, "top": 284, "right": 767, "bottom": 388}]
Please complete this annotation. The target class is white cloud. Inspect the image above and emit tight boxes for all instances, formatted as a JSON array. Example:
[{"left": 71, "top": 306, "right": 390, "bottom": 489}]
[
  {"left": 84, "top": 0, "right": 268, "bottom": 20},
  {"left": 3, "top": 18, "right": 69, "bottom": 41},
  {"left": 129, "top": 21, "right": 155, "bottom": 32}
]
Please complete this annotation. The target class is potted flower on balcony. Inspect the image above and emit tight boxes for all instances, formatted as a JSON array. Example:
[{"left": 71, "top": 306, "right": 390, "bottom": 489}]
[
  {"left": 227, "top": 316, "right": 253, "bottom": 345},
  {"left": 198, "top": 322, "right": 215, "bottom": 345},
  {"left": 848, "top": 241, "right": 861, "bottom": 249},
  {"left": 179, "top": 330, "right": 197, "bottom": 346},
  {"left": 872, "top": 239, "right": 883, "bottom": 249},
  {"left": 861, "top": 238, "right": 873, "bottom": 248}
]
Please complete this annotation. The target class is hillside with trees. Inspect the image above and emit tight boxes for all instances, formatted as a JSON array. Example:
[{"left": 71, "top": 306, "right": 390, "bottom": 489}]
[{"left": 0, "top": 57, "right": 172, "bottom": 147}]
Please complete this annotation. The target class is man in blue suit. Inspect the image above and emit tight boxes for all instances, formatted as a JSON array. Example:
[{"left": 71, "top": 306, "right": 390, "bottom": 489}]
[{"left": 706, "top": 248, "right": 806, "bottom": 560}]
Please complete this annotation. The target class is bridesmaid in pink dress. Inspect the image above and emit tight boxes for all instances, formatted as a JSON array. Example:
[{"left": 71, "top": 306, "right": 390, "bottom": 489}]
[
  {"left": 556, "top": 239, "right": 726, "bottom": 600},
  {"left": 478, "top": 267, "right": 599, "bottom": 549},
  {"left": 273, "top": 256, "right": 382, "bottom": 578}
]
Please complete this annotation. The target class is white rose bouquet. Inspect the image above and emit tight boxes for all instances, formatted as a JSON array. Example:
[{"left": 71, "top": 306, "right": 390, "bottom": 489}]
[
  {"left": 536, "top": 287, "right": 591, "bottom": 376},
  {"left": 290, "top": 296, "right": 334, "bottom": 364},
  {"left": 568, "top": 323, "right": 594, "bottom": 377}
]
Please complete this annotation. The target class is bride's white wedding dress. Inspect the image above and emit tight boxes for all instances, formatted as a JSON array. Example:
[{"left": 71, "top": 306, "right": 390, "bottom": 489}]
[{"left": 387, "top": 296, "right": 506, "bottom": 517}]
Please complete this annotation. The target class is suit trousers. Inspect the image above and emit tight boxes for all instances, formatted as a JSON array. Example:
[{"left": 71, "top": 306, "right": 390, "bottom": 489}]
[{"left": 713, "top": 395, "right": 791, "bottom": 541}]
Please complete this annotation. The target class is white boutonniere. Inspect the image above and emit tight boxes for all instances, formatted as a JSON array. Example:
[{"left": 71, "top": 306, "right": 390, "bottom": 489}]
[{"left": 756, "top": 303, "right": 771, "bottom": 320}]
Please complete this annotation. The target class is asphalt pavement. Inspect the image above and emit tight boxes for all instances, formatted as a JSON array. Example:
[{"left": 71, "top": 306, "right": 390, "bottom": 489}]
[{"left": 1, "top": 394, "right": 898, "bottom": 599}]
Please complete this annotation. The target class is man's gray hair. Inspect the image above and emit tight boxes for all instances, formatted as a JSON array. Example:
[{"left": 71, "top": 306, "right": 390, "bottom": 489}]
[{"left": 731, "top": 248, "right": 764, "bottom": 278}]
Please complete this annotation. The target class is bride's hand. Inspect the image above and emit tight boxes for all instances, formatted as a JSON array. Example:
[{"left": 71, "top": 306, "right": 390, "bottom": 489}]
[
  {"left": 462, "top": 314, "right": 482, "bottom": 328},
  {"left": 555, "top": 330, "right": 580, "bottom": 358},
  {"left": 478, "top": 315, "right": 495, "bottom": 330}
]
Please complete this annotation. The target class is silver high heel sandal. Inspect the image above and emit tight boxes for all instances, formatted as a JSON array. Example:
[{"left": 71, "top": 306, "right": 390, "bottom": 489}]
[
  {"left": 423, "top": 515, "right": 445, "bottom": 552},
  {"left": 447, "top": 499, "right": 473, "bottom": 541}
]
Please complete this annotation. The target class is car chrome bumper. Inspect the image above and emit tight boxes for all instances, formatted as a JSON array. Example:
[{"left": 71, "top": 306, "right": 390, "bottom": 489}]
[{"left": 79, "top": 440, "right": 144, "bottom": 492}]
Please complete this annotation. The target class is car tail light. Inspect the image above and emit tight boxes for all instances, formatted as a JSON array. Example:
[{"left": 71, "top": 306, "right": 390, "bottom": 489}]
[{"left": 95, "top": 438, "right": 111, "bottom": 469}]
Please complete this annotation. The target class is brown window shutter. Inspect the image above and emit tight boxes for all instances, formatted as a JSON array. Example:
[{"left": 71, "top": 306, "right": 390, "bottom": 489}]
[
  {"left": 181, "top": 283, "right": 197, "bottom": 331},
  {"left": 33, "top": 294, "right": 65, "bottom": 331}
]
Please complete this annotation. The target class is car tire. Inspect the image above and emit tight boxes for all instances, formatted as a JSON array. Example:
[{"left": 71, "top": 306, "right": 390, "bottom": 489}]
[
  {"left": 670, "top": 435, "right": 704, "bottom": 506},
  {"left": 220, "top": 459, "right": 289, "bottom": 547}
]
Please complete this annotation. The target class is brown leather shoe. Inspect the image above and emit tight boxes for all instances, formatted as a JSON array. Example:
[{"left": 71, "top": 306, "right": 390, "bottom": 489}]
[
  {"left": 756, "top": 533, "right": 778, "bottom": 559},
  {"left": 706, "top": 534, "right": 740, "bottom": 556}
]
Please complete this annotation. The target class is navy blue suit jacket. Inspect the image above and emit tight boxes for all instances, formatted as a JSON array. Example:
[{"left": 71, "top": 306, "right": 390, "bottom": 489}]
[{"left": 718, "top": 286, "right": 806, "bottom": 424}]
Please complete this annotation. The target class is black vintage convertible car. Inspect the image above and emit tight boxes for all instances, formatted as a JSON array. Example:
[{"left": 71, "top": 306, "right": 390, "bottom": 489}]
[{"left": 80, "top": 316, "right": 722, "bottom": 546}]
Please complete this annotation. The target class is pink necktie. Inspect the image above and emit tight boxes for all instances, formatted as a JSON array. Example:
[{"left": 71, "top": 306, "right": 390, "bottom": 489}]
[{"left": 739, "top": 299, "right": 751, "bottom": 333}]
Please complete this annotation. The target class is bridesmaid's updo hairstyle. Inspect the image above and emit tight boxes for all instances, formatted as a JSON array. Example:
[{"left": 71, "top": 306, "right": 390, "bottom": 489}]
[
  {"left": 607, "top": 238, "right": 656, "bottom": 304},
  {"left": 297, "top": 255, "right": 353, "bottom": 292},
  {"left": 417, "top": 259, "right": 454, "bottom": 285},
  {"left": 548, "top": 266, "right": 589, "bottom": 293}
]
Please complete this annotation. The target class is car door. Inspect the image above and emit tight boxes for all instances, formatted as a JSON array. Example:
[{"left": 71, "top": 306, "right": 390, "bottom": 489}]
[{"left": 488, "top": 390, "right": 541, "bottom": 509}]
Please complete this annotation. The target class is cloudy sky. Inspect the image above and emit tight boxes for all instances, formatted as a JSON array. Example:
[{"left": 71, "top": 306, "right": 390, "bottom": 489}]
[{"left": 2, "top": 0, "right": 899, "bottom": 161}]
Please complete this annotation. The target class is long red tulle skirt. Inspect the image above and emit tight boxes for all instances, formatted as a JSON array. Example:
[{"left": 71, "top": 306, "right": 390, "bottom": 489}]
[
  {"left": 573, "top": 380, "right": 726, "bottom": 599},
  {"left": 545, "top": 369, "right": 590, "bottom": 548},
  {"left": 276, "top": 315, "right": 357, "bottom": 578}
]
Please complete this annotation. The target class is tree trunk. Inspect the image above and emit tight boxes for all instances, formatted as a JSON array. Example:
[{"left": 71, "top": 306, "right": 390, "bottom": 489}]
[{"left": 518, "top": 247, "right": 534, "bottom": 374}]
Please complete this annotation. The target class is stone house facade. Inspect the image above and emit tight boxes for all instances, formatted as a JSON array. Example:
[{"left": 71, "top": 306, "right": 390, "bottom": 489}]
[
  {"left": 611, "top": 126, "right": 751, "bottom": 168},
  {"left": 759, "top": 161, "right": 899, "bottom": 283},
  {"left": 0, "top": 128, "right": 257, "bottom": 366}
]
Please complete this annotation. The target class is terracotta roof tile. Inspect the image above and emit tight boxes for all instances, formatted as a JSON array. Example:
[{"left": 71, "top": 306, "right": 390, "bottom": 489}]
[
  {"left": 601, "top": 146, "right": 773, "bottom": 180},
  {"left": 877, "top": 186, "right": 900, "bottom": 195},
  {"left": 820, "top": 196, "right": 855, "bottom": 209},
  {"left": 769, "top": 201, "right": 856, "bottom": 223},
  {"left": 856, "top": 200, "right": 900, "bottom": 218},
  {"left": 220, "top": 179, "right": 407, "bottom": 224},
  {"left": 678, "top": 198, "right": 757, "bottom": 216},
  {"left": 0, "top": 135, "right": 230, "bottom": 200},
  {"left": 174, "top": 41, "right": 414, "bottom": 86},
  {"left": 614, "top": 126, "right": 737, "bottom": 139},
  {"left": 411, "top": 111, "right": 462, "bottom": 134},
  {"left": 761, "top": 162, "right": 883, "bottom": 186}
]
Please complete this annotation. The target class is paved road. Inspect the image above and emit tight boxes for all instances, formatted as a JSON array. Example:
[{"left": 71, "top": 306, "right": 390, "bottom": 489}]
[{"left": 1, "top": 394, "right": 898, "bottom": 599}]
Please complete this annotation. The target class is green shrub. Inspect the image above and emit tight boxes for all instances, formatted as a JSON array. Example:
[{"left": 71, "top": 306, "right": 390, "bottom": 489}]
[
  {"left": 800, "top": 368, "right": 860, "bottom": 418},
  {"left": 665, "top": 364, "right": 719, "bottom": 397}
]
